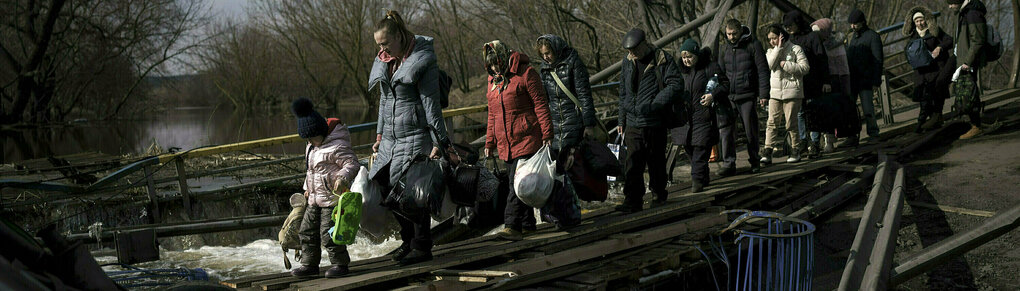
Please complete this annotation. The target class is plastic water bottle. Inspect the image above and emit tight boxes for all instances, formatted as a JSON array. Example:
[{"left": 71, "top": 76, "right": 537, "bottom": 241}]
[{"left": 704, "top": 74, "right": 719, "bottom": 106}]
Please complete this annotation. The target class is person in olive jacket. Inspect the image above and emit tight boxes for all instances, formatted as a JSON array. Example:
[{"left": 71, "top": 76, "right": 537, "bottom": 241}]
[
  {"left": 903, "top": 6, "right": 956, "bottom": 133},
  {"left": 368, "top": 11, "right": 454, "bottom": 266},
  {"left": 673, "top": 39, "right": 730, "bottom": 193},
  {"left": 717, "top": 19, "right": 769, "bottom": 175},
  {"left": 949, "top": 0, "right": 989, "bottom": 139},
  {"left": 481, "top": 40, "right": 554, "bottom": 241},
  {"left": 846, "top": 8, "right": 885, "bottom": 144},
  {"left": 615, "top": 28, "right": 683, "bottom": 213},
  {"left": 784, "top": 11, "right": 830, "bottom": 158},
  {"left": 535, "top": 34, "right": 598, "bottom": 152}
]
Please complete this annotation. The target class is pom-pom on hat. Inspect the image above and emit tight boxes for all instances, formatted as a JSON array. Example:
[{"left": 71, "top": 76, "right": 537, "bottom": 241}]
[{"left": 291, "top": 98, "right": 328, "bottom": 139}]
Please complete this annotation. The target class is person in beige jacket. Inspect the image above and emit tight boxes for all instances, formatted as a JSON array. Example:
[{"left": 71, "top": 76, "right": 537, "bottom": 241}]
[{"left": 762, "top": 24, "right": 810, "bottom": 164}]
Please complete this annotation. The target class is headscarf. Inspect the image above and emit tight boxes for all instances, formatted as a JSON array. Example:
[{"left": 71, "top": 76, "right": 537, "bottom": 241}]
[{"left": 483, "top": 40, "right": 512, "bottom": 91}]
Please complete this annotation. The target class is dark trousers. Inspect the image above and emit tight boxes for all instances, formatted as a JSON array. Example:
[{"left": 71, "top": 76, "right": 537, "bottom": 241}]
[
  {"left": 376, "top": 164, "right": 433, "bottom": 252},
  {"left": 684, "top": 145, "right": 711, "bottom": 184},
  {"left": 299, "top": 205, "right": 350, "bottom": 266},
  {"left": 918, "top": 96, "right": 946, "bottom": 123},
  {"left": 504, "top": 155, "right": 537, "bottom": 231},
  {"left": 623, "top": 126, "right": 668, "bottom": 205},
  {"left": 719, "top": 100, "right": 761, "bottom": 169}
]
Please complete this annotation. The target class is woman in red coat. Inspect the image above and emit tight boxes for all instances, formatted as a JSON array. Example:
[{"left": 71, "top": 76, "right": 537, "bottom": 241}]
[{"left": 482, "top": 40, "right": 554, "bottom": 241}]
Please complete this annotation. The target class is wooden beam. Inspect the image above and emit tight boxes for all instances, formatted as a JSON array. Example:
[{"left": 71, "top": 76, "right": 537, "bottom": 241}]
[
  {"left": 862, "top": 167, "right": 906, "bottom": 290},
  {"left": 907, "top": 202, "right": 995, "bottom": 218},
  {"left": 174, "top": 158, "right": 192, "bottom": 219},
  {"left": 700, "top": 0, "right": 736, "bottom": 54}
]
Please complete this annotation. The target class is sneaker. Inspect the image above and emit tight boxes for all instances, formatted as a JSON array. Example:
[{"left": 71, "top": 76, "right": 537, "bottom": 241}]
[
  {"left": 786, "top": 151, "right": 801, "bottom": 163},
  {"left": 959, "top": 125, "right": 983, "bottom": 139},
  {"left": 614, "top": 203, "right": 642, "bottom": 213},
  {"left": 759, "top": 148, "right": 774, "bottom": 165},
  {"left": 325, "top": 265, "right": 349, "bottom": 278},
  {"left": 717, "top": 166, "right": 736, "bottom": 177},
  {"left": 497, "top": 228, "right": 524, "bottom": 241},
  {"left": 398, "top": 249, "right": 433, "bottom": 266},
  {"left": 290, "top": 265, "right": 319, "bottom": 278},
  {"left": 391, "top": 244, "right": 411, "bottom": 262}
]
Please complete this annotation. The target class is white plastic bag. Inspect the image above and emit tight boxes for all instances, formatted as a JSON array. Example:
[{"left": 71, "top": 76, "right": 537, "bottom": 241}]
[
  {"left": 514, "top": 145, "right": 556, "bottom": 208},
  {"left": 607, "top": 134, "right": 626, "bottom": 182},
  {"left": 351, "top": 166, "right": 396, "bottom": 241}
]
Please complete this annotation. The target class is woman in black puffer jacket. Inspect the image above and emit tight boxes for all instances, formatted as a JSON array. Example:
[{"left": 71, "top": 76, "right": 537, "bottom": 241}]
[
  {"left": 535, "top": 34, "right": 599, "bottom": 152},
  {"left": 671, "top": 39, "right": 730, "bottom": 193}
]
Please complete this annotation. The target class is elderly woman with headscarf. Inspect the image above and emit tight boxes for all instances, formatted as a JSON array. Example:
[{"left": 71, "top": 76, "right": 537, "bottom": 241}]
[
  {"left": 903, "top": 6, "right": 956, "bottom": 132},
  {"left": 481, "top": 40, "right": 554, "bottom": 241}
]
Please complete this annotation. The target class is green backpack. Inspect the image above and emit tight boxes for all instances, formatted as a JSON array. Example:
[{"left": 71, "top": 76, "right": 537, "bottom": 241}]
[{"left": 330, "top": 191, "right": 363, "bottom": 245}]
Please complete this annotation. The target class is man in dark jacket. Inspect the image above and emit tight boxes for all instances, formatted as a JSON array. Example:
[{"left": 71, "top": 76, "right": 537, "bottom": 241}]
[
  {"left": 615, "top": 28, "right": 683, "bottom": 213},
  {"left": 846, "top": 8, "right": 884, "bottom": 144},
  {"left": 784, "top": 11, "right": 830, "bottom": 157},
  {"left": 949, "top": 0, "right": 988, "bottom": 139},
  {"left": 536, "top": 34, "right": 598, "bottom": 151},
  {"left": 717, "top": 19, "right": 769, "bottom": 175}
]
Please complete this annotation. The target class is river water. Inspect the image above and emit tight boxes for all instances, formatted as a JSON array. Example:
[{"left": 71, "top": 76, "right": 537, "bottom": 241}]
[{"left": 2, "top": 106, "right": 378, "bottom": 163}]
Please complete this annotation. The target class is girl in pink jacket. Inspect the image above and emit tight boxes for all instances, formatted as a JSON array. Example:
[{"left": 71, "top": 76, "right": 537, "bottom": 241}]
[{"left": 290, "top": 98, "right": 360, "bottom": 278}]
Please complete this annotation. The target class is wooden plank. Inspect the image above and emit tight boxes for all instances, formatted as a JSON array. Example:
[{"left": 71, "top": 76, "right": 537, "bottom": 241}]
[
  {"left": 143, "top": 165, "right": 160, "bottom": 224},
  {"left": 907, "top": 202, "right": 995, "bottom": 218},
  {"left": 432, "top": 270, "right": 517, "bottom": 278},
  {"left": 290, "top": 200, "right": 727, "bottom": 290},
  {"left": 174, "top": 159, "right": 192, "bottom": 219},
  {"left": 838, "top": 161, "right": 896, "bottom": 291},
  {"left": 862, "top": 167, "right": 906, "bottom": 290}
]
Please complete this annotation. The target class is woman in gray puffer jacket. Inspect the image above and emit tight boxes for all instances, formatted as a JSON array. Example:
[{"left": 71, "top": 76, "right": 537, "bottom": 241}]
[{"left": 535, "top": 34, "right": 598, "bottom": 152}]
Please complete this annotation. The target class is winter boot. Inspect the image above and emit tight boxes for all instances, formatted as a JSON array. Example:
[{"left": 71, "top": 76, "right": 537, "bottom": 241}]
[
  {"left": 497, "top": 228, "right": 524, "bottom": 241},
  {"left": 786, "top": 148, "right": 802, "bottom": 163},
  {"left": 807, "top": 141, "right": 821, "bottom": 159},
  {"left": 823, "top": 134, "right": 836, "bottom": 153},
  {"left": 398, "top": 249, "right": 433, "bottom": 266},
  {"left": 391, "top": 243, "right": 411, "bottom": 262},
  {"left": 291, "top": 265, "right": 319, "bottom": 278},
  {"left": 325, "top": 265, "right": 349, "bottom": 278},
  {"left": 922, "top": 112, "right": 943, "bottom": 130}
]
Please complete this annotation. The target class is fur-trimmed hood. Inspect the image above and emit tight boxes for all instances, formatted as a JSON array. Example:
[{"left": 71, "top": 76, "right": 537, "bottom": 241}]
[{"left": 903, "top": 6, "right": 941, "bottom": 37}]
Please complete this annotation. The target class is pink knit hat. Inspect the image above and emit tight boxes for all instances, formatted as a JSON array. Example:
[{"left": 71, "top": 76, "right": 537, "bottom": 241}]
[{"left": 811, "top": 18, "right": 834, "bottom": 32}]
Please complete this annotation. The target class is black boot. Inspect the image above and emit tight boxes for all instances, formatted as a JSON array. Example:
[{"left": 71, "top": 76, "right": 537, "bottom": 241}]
[
  {"left": 692, "top": 181, "right": 705, "bottom": 193},
  {"left": 398, "top": 249, "right": 433, "bottom": 266},
  {"left": 325, "top": 265, "right": 349, "bottom": 278},
  {"left": 391, "top": 243, "right": 411, "bottom": 262},
  {"left": 916, "top": 114, "right": 928, "bottom": 133},
  {"left": 291, "top": 265, "right": 319, "bottom": 278}
]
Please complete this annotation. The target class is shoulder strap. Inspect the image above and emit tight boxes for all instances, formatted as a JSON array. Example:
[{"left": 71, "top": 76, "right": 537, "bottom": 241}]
[{"left": 550, "top": 72, "right": 583, "bottom": 109}]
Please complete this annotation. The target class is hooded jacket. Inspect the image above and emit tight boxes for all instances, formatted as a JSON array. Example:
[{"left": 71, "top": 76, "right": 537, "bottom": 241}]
[
  {"left": 784, "top": 11, "right": 830, "bottom": 98},
  {"left": 368, "top": 35, "right": 451, "bottom": 183},
  {"left": 484, "top": 44, "right": 554, "bottom": 162},
  {"left": 718, "top": 26, "right": 771, "bottom": 103},
  {"left": 766, "top": 42, "right": 810, "bottom": 100},
  {"left": 846, "top": 23, "right": 885, "bottom": 90},
  {"left": 904, "top": 6, "right": 957, "bottom": 99},
  {"left": 672, "top": 48, "right": 730, "bottom": 147},
  {"left": 954, "top": 0, "right": 988, "bottom": 68},
  {"left": 304, "top": 118, "right": 361, "bottom": 207},
  {"left": 618, "top": 47, "right": 684, "bottom": 128},
  {"left": 537, "top": 34, "right": 597, "bottom": 150}
]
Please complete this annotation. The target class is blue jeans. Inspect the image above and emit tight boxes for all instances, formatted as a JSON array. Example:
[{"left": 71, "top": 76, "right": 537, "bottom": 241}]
[
  {"left": 797, "top": 111, "right": 821, "bottom": 142},
  {"left": 852, "top": 89, "right": 880, "bottom": 137}
]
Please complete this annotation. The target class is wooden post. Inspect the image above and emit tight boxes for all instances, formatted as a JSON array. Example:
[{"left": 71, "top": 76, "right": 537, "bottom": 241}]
[
  {"left": 748, "top": 0, "right": 760, "bottom": 35},
  {"left": 143, "top": 165, "right": 160, "bottom": 224},
  {"left": 879, "top": 75, "right": 894, "bottom": 125},
  {"left": 1011, "top": 0, "right": 1020, "bottom": 88},
  {"left": 174, "top": 159, "right": 192, "bottom": 220}
]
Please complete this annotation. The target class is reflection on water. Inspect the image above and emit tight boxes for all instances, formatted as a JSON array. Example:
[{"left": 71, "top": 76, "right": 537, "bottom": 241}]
[{"left": 2, "top": 107, "right": 377, "bottom": 163}]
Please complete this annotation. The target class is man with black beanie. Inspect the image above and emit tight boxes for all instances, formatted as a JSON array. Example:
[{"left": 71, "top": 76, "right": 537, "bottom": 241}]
[
  {"left": 783, "top": 11, "right": 830, "bottom": 158},
  {"left": 846, "top": 8, "right": 884, "bottom": 145},
  {"left": 949, "top": 0, "right": 989, "bottom": 139}
]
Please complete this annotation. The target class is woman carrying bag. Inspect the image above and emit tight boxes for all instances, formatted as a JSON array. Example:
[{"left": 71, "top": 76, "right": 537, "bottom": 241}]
[{"left": 482, "top": 40, "right": 554, "bottom": 241}]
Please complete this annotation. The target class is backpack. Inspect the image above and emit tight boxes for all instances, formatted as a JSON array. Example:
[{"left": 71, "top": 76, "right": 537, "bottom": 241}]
[
  {"left": 279, "top": 193, "right": 306, "bottom": 269},
  {"left": 985, "top": 25, "right": 1004, "bottom": 62},
  {"left": 329, "top": 191, "right": 363, "bottom": 245},
  {"left": 438, "top": 69, "right": 453, "bottom": 108},
  {"left": 906, "top": 38, "right": 935, "bottom": 69}
]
